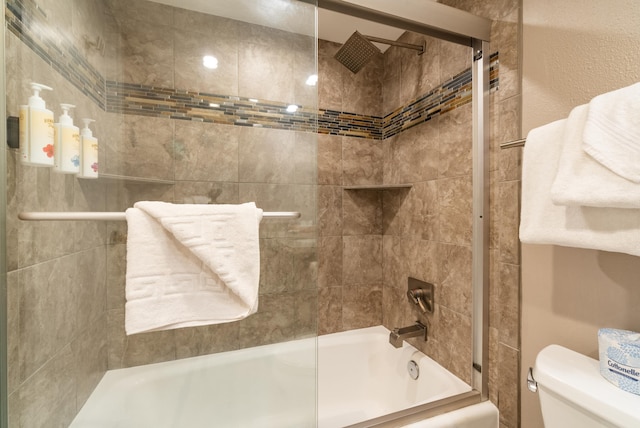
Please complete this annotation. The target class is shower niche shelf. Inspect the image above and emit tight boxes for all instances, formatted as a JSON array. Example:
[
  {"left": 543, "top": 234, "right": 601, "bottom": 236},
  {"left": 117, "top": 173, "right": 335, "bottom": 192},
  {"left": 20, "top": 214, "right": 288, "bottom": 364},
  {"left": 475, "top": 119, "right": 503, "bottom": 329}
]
[
  {"left": 343, "top": 184, "right": 412, "bottom": 190},
  {"left": 80, "top": 173, "right": 175, "bottom": 185}
]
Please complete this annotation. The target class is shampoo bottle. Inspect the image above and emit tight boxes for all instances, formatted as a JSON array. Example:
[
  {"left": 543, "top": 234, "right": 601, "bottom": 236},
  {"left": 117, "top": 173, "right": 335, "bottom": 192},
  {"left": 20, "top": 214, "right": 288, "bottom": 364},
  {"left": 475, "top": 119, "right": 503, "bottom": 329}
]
[
  {"left": 19, "top": 82, "right": 55, "bottom": 166},
  {"left": 53, "top": 104, "right": 80, "bottom": 174},
  {"left": 78, "top": 118, "right": 99, "bottom": 179}
]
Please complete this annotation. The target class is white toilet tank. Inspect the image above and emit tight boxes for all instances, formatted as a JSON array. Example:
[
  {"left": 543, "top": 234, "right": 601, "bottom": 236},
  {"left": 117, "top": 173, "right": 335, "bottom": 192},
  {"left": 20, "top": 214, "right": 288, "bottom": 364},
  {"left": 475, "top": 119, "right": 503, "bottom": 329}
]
[{"left": 534, "top": 344, "right": 640, "bottom": 428}]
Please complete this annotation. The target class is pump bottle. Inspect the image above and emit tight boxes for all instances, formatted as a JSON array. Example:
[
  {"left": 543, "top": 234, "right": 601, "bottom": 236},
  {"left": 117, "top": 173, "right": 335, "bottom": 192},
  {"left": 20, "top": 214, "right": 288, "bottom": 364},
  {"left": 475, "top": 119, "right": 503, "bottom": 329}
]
[
  {"left": 19, "top": 83, "right": 55, "bottom": 166},
  {"left": 53, "top": 104, "right": 80, "bottom": 174},
  {"left": 78, "top": 119, "right": 99, "bottom": 179}
]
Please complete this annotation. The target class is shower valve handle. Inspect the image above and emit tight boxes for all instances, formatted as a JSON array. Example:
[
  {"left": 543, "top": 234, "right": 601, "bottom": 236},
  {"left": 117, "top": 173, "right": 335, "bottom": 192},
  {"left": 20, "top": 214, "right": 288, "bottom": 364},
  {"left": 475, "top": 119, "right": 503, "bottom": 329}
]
[{"left": 407, "top": 288, "right": 432, "bottom": 313}]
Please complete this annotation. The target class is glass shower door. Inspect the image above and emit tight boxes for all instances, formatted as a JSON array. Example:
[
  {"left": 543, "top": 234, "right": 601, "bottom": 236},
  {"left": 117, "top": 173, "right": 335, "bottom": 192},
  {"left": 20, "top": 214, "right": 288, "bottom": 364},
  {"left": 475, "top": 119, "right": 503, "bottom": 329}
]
[{"left": 2, "top": 0, "right": 318, "bottom": 426}]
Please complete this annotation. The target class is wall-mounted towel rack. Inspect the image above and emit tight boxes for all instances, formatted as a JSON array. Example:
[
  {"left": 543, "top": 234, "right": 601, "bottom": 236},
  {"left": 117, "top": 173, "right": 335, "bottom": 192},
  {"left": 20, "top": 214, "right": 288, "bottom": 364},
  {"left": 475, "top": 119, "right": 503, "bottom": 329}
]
[
  {"left": 18, "top": 211, "right": 301, "bottom": 221},
  {"left": 500, "top": 138, "right": 526, "bottom": 149}
]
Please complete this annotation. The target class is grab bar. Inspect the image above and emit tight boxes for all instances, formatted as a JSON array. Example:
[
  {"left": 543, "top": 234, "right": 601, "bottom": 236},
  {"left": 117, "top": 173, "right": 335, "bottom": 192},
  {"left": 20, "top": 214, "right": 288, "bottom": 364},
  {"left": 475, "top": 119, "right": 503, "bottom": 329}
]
[{"left": 18, "top": 211, "right": 301, "bottom": 221}]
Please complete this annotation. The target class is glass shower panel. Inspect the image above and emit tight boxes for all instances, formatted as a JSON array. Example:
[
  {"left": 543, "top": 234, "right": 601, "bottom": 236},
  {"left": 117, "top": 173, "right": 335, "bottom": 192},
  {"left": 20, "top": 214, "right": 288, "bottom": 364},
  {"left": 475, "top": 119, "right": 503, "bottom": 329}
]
[{"left": 3, "top": 0, "right": 318, "bottom": 426}]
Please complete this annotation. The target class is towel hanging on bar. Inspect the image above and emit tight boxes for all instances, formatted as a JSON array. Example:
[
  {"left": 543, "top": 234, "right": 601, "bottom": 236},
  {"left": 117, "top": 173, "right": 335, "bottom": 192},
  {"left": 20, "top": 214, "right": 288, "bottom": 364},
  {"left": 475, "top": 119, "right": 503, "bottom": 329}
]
[
  {"left": 18, "top": 211, "right": 301, "bottom": 221},
  {"left": 125, "top": 201, "right": 262, "bottom": 334}
]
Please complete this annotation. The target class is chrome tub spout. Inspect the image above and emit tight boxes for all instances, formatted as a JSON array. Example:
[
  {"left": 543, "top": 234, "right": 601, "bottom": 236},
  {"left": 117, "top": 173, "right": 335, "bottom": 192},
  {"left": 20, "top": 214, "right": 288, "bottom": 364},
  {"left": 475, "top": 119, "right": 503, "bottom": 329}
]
[{"left": 389, "top": 322, "right": 427, "bottom": 348}]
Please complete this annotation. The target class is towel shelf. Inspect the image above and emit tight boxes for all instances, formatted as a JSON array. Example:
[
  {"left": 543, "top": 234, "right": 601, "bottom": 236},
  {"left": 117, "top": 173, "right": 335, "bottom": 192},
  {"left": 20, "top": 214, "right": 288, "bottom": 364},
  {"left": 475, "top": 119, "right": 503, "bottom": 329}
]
[
  {"left": 18, "top": 211, "right": 301, "bottom": 221},
  {"left": 500, "top": 138, "right": 526, "bottom": 149}
]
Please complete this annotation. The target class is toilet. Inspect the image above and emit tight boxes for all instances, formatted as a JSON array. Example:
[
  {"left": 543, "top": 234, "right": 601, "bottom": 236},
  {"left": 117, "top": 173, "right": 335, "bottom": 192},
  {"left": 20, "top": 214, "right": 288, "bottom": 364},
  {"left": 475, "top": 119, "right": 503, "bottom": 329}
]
[{"left": 534, "top": 344, "right": 640, "bottom": 427}]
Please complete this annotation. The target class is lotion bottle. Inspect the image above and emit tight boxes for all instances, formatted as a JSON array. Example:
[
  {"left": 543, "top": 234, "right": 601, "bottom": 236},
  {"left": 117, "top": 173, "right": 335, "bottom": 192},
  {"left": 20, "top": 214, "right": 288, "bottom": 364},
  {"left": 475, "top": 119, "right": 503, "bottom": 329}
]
[
  {"left": 19, "top": 82, "right": 55, "bottom": 166},
  {"left": 78, "top": 118, "right": 99, "bottom": 179},
  {"left": 53, "top": 104, "right": 80, "bottom": 174}
]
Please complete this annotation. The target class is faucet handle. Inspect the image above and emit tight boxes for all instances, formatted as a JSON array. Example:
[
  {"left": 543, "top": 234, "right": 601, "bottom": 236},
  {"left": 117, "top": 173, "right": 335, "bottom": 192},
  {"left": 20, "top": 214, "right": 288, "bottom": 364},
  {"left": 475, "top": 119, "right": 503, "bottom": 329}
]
[
  {"left": 407, "top": 287, "right": 433, "bottom": 313},
  {"left": 407, "top": 278, "right": 434, "bottom": 314}
]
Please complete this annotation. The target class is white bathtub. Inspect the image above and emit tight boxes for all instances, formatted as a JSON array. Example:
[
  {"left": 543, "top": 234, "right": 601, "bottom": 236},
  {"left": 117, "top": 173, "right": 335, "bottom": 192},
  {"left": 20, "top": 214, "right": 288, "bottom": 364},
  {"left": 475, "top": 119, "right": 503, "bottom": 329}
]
[{"left": 71, "top": 326, "right": 497, "bottom": 427}]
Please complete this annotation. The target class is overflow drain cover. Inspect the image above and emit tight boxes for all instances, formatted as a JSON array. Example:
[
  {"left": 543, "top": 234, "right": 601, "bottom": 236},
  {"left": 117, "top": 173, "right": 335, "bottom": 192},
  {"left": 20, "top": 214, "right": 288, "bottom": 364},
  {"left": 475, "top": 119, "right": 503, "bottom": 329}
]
[{"left": 407, "top": 360, "right": 419, "bottom": 380}]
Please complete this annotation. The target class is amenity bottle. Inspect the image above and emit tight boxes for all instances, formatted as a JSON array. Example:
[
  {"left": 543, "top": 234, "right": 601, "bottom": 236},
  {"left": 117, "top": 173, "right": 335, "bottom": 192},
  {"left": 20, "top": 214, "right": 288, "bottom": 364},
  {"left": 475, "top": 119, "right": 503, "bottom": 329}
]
[
  {"left": 78, "top": 118, "right": 99, "bottom": 179},
  {"left": 19, "top": 82, "right": 55, "bottom": 166},
  {"left": 53, "top": 104, "right": 80, "bottom": 174}
]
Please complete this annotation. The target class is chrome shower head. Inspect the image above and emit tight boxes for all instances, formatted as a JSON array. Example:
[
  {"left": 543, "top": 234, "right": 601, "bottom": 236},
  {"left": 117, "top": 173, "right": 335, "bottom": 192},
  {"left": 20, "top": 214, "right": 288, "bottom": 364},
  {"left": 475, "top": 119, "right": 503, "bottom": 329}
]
[{"left": 334, "top": 31, "right": 380, "bottom": 74}]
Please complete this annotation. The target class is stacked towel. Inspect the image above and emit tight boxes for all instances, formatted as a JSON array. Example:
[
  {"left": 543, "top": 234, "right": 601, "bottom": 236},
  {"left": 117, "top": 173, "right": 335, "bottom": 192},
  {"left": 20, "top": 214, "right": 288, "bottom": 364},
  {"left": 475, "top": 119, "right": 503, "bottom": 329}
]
[
  {"left": 521, "top": 82, "right": 640, "bottom": 257},
  {"left": 550, "top": 105, "right": 640, "bottom": 209},
  {"left": 583, "top": 82, "right": 640, "bottom": 183},
  {"left": 125, "top": 201, "right": 263, "bottom": 335},
  {"left": 519, "top": 119, "right": 640, "bottom": 257}
]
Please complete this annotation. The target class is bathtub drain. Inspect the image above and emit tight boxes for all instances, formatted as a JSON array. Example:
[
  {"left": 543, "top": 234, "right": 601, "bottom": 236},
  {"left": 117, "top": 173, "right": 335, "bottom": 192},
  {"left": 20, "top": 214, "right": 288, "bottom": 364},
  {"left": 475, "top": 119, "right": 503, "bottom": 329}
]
[{"left": 407, "top": 360, "right": 419, "bottom": 380}]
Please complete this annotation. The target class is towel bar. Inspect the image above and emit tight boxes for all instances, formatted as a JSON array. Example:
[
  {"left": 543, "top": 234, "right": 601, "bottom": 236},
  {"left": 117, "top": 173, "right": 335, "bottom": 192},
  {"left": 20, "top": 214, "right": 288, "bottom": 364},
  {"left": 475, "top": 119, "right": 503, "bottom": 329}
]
[
  {"left": 500, "top": 138, "right": 526, "bottom": 149},
  {"left": 18, "top": 211, "right": 301, "bottom": 221}
]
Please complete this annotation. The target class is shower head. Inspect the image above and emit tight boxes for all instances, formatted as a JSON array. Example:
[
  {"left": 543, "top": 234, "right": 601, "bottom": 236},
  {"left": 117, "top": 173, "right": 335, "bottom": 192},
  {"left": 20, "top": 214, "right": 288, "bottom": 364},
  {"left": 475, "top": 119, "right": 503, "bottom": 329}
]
[
  {"left": 334, "top": 31, "right": 380, "bottom": 74},
  {"left": 334, "top": 31, "right": 427, "bottom": 74}
]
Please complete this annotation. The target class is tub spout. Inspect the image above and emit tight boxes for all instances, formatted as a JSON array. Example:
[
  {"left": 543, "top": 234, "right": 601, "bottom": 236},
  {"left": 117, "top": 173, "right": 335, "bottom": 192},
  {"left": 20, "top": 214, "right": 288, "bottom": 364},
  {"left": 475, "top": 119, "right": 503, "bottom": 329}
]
[{"left": 389, "top": 322, "right": 427, "bottom": 348}]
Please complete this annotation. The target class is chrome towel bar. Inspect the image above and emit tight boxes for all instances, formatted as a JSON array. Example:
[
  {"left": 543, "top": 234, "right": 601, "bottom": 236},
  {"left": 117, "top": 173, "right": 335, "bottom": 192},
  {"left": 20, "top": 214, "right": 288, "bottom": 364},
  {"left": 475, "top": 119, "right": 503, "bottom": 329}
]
[
  {"left": 18, "top": 211, "right": 301, "bottom": 221},
  {"left": 500, "top": 138, "right": 526, "bottom": 149}
]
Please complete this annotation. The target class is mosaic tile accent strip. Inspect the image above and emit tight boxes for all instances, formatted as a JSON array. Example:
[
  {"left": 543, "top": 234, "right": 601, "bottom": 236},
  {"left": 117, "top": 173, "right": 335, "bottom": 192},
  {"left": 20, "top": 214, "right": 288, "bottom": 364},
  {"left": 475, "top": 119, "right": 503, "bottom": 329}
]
[
  {"left": 318, "top": 109, "right": 383, "bottom": 139},
  {"left": 5, "top": 0, "right": 106, "bottom": 109},
  {"left": 106, "top": 81, "right": 321, "bottom": 133},
  {"left": 383, "top": 52, "right": 499, "bottom": 139},
  {"left": 107, "top": 81, "right": 386, "bottom": 138}
]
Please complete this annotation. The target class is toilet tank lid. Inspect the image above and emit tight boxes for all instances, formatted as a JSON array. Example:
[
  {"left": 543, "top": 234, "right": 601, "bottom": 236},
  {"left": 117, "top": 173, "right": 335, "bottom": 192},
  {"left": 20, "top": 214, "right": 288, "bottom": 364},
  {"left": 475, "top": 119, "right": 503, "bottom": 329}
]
[{"left": 534, "top": 344, "right": 640, "bottom": 427}]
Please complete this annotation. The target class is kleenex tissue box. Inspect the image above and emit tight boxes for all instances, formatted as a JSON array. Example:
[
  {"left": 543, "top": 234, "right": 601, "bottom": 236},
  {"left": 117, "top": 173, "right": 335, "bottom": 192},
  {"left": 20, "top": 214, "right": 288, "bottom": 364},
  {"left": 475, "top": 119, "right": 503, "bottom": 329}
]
[{"left": 598, "top": 328, "right": 640, "bottom": 395}]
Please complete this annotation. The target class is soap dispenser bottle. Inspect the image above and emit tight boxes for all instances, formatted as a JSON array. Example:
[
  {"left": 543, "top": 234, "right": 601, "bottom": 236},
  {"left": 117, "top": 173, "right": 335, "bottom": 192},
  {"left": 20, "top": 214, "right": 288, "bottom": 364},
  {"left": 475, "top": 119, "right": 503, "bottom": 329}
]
[
  {"left": 53, "top": 104, "right": 80, "bottom": 174},
  {"left": 19, "top": 82, "right": 55, "bottom": 166},
  {"left": 78, "top": 118, "right": 98, "bottom": 179}
]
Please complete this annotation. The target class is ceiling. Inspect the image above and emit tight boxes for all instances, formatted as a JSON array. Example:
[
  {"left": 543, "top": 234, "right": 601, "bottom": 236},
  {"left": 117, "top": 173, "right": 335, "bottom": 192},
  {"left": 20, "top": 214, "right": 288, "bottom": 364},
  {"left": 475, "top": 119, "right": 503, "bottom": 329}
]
[{"left": 147, "top": 0, "right": 406, "bottom": 52}]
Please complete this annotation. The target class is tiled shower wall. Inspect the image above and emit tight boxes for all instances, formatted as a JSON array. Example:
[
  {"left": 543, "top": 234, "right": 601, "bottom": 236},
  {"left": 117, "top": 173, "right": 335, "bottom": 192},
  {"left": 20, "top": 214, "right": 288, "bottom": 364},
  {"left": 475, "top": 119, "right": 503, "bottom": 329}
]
[
  {"left": 317, "top": 33, "right": 478, "bottom": 379},
  {"left": 317, "top": 1, "right": 522, "bottom": 427},
  {"left": 101, "top": 0, "right": 318, "bottom": 370}
]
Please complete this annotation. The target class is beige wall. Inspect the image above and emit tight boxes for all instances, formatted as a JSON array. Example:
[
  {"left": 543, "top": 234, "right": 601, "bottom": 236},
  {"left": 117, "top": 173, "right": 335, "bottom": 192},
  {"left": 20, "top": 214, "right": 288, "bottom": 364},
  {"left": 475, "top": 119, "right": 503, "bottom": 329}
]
[{"left": 521, "top": 1, "right": 640, "bottom": 426}]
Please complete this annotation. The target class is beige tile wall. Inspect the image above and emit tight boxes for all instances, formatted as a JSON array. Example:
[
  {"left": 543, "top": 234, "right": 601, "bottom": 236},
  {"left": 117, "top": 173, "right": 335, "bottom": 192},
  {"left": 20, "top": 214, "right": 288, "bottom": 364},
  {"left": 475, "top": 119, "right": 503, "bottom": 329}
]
[
  {"left": 103, "top": 124, "right": 319, "bottom": 368},
  {"left": 318, "top": 0, "right": 522, "bottom": 425},
  {"left": 103, "top": 0, "right": 318, "bottom": 369}
]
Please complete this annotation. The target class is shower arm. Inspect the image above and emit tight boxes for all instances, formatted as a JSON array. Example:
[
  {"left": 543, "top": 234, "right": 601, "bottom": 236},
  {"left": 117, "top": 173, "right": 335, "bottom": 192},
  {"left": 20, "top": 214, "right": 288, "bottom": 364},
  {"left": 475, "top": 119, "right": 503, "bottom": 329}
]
[{"left": 362, "top": 35, "right": 425, "bottom": 54}]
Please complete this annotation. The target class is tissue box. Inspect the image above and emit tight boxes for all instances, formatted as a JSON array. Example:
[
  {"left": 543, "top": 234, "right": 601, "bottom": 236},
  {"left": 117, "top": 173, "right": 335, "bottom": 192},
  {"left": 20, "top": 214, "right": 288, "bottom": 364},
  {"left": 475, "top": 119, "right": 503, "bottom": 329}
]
[{"left": 598, "top": 328, "right": 640, "bottom": 395}]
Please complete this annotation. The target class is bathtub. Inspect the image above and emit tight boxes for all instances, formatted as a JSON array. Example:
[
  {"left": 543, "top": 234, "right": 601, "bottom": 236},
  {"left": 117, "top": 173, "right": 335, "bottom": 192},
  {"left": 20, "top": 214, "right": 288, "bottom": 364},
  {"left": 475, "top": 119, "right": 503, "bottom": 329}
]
[{"left": 71, "top": 326, "right": 498, "bottom": 427}]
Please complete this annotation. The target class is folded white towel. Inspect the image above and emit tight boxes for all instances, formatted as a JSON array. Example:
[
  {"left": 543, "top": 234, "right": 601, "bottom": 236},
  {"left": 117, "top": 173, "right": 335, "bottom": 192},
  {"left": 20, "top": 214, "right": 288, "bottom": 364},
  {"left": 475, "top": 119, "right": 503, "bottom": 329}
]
[
  {"left": 520, "top": 119, "right": 640, "bottom": 257},
  {"left": 125, "top": 202, "right": 263, "bottom": 335},
  {"left": 583, "top": 82, "right": 640, "bottom": 183},
  {"left": 551, "top": 104, "right": 640, "bottom": 208}
]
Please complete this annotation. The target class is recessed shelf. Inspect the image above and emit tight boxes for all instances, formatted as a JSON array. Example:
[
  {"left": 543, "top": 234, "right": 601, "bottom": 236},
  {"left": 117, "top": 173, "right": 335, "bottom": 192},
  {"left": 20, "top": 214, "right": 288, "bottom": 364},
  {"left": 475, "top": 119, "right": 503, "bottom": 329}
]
[
  {"left": 80, "top": 173, "right": 175, "bottom": 185},
  {"left": 343, "top": 184, "right": 413, "bottom": 190}
]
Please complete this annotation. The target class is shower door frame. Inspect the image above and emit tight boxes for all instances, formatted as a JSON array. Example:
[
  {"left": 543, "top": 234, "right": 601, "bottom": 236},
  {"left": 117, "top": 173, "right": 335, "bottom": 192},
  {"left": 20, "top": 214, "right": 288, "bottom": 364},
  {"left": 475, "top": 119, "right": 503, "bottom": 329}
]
[{"left": 309, "top": 0, "right": 492, "bottom": 425}]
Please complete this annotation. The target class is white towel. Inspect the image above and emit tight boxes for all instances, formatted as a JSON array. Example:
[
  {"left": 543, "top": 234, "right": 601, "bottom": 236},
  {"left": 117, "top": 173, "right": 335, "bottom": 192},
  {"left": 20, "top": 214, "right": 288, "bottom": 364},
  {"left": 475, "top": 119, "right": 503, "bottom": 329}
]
[
  {"left": 582, "top": 82, "right": 640, "bottom": 183},
  {"left": 125, "top": 201, "right": 263, "bottom": 335},
  {"left": 520, "top": 119, "right": 640, "bottom": 257},
  {"left": 551, "top": 104, "right": 640, "bottom": 208}
]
